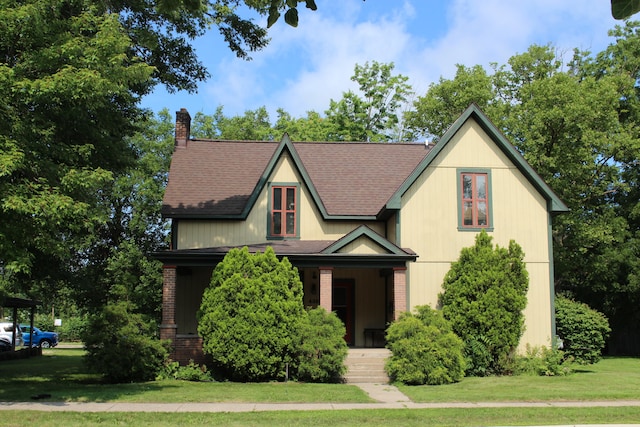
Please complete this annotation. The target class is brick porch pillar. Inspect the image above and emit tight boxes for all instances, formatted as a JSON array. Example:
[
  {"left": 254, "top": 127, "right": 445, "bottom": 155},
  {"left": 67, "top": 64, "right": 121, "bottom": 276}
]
[
  {"left": 319, "top": 267, "right": 333, "bottom": 312},
  {"left": 393, "top": 267, "right": 407, "bottom": 320},
  {"left": 160, "top": 265, "right": 178, "bottom": 342}
]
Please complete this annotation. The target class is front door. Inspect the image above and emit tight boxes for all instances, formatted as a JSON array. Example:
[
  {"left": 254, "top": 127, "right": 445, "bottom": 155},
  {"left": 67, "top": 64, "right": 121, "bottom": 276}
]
[{"left": 333, "top": 280, "right": 355, "bottom": 346}]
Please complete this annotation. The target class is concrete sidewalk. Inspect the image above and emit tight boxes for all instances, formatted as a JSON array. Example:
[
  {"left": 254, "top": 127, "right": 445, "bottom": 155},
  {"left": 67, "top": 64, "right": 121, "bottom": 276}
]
[
  {"left": 2, "top": 382, "right": 640, "bottom": 414},
  {"left": 2, "top": 399, "right": 640, "bottom": 413}
]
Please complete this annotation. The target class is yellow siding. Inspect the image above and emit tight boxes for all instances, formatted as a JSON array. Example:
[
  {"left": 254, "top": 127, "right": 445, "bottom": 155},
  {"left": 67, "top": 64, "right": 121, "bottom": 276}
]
[
  {"left": 401, "top": 119, "right": 553, "bottom": 348},
  {"left": 337, "top": 236, "right": 388, "bottom": 254},
  {"left": 177, "top": 153, "right": 385, "bottom": 248}
]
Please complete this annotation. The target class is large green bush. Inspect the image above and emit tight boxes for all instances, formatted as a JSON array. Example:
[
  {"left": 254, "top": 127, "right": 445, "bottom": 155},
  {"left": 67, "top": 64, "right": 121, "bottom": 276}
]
[
  {"left": 439, "top": 230, "right": 529, "bottom": 376},
  {"left": 385, "top": 305, "right": 465, "bottom": 385},
  {"left": 555, "top": 295, "right": 611, "bottom": 364},
  {"left": 198, "top": 247, "right": 305, "bottom": 382},
  {"left": 296, "top": 307, "right": 348, "bottom": 383},
  {"left": 83, "top": 300, "right": 168, "bottom": 383}
]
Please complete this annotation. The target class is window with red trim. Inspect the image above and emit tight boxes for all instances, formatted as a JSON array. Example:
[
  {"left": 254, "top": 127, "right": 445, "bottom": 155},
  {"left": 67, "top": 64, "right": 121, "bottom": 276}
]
[
  {"left": 461, "top": 172, "right": 489, "bottom": 228},
  {"left": 271, "top": 186, "right": 297, "bottom": 237}
]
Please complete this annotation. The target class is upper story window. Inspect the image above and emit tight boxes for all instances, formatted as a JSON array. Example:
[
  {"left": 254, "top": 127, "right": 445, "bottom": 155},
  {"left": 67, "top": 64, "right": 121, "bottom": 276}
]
[
  {"left": 458, "top": 170, "right": 492, "bottom": 230},
  {"left": 269, "top": 184, "right": 298, "bottom": 238}
]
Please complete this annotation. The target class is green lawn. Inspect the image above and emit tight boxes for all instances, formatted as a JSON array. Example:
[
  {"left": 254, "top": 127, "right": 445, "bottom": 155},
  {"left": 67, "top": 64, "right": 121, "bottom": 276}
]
[
  {"left": 2, "top": 407, "right": 639, "bottom": 426},
  {"left": 0, "top": 348, "right": 371, "bottom": 403},
  {"left": 1, "top": 348, "right": 640, "bottom": 426},
  {"left": 399, "top": 356, "right": 640, "bottom": 402}
]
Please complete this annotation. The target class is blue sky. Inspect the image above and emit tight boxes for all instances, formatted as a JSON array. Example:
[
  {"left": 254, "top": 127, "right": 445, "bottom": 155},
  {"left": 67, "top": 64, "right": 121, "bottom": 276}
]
[{"left": 141, "top": 0, "right": 620, "bottom": 120}]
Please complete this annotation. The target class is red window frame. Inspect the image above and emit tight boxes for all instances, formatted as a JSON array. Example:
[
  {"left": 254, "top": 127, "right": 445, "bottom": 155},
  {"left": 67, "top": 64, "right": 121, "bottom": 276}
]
[
  {"left": 271, "top": 186, "right": 297, "bottom": 237},
  {"left": 461, "top": 172, "right": 489, "bottom": 228}
]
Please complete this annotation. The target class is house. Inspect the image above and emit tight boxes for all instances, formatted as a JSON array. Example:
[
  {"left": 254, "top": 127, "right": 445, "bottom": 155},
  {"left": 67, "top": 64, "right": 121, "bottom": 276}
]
[{"left": 156, "top": 104, "right": 568, "bottom": 364}]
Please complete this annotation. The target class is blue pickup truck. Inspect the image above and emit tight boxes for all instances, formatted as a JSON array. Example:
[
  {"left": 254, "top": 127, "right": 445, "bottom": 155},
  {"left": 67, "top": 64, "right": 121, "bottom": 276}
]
[{"left": 19, "top": 325, "right": 59, "bottom": 348}]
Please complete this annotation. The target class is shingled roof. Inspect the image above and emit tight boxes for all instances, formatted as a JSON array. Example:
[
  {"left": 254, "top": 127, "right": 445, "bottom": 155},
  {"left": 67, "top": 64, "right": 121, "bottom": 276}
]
[{"left": 162, "top": 138, "right": 431, "bottom": 218}]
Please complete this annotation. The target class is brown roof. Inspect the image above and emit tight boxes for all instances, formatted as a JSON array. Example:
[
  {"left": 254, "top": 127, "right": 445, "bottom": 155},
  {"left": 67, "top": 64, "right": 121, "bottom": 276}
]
[{"left": 162, "top": 138, "right": 431, "bottom": 217}]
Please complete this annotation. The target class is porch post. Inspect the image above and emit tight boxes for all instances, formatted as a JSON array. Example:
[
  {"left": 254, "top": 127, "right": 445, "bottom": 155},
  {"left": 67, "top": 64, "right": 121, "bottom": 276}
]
[
  {"left": 392, "top": 267, "right": 407, "bottom": 321},
  {"left": 160, "top": 265, "right": 178, "bottom": 342},
  {"left": 319, "top": 267, "right": 333, "bottom": 312}
]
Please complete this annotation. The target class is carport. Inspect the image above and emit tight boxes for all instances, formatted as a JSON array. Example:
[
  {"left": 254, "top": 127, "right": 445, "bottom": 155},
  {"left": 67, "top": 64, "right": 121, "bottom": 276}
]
[{"left": 0, "top": 296, "right": 40, "bottom": 352}]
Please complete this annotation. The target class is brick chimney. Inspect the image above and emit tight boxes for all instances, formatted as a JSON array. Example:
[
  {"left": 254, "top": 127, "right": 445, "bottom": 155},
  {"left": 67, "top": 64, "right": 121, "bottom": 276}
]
[{"left": 175, "top": 108, "right": 191, "bottom": 148}]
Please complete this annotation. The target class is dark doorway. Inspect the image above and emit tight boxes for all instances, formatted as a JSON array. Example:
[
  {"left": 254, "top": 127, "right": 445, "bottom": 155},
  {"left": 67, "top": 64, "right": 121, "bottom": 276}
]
[{"left": 333, "top": 280, "right": 355, "bottom": 346}]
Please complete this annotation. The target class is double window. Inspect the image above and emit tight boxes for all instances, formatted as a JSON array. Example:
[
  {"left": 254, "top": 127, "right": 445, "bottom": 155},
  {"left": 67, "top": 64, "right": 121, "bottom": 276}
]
[
  {"left": 269, "top": 184, "right": 298, "bottom": 238},
  {"left": 458, "top": 170, "right": 492, "bottom": 230}
]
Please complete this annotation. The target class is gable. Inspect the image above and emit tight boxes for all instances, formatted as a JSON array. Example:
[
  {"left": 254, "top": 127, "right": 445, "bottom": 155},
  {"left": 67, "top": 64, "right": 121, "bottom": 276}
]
[
  {"left": 163, "top": 134, "right": 430, "bottom": 219},
  {"left": 322, "top": 225, "right": 414, "bottom": 256},
  {"left": 386, "top": 104, "right": 568, "bottom": 213}
]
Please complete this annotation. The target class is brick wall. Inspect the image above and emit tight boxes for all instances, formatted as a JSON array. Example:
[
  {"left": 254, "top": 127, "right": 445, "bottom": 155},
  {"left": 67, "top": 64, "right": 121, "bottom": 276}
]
[
  {"left": 172, "top": 336, "right": 207, "bottom": 365},
  {"left": 393, "top": 267, "right": 407, "bottom": 320}
]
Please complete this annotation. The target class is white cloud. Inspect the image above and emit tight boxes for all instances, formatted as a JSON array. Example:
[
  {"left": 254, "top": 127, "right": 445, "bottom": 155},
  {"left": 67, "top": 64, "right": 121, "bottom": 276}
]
[{"left": 147, "top": 0, "right": 622, "bottom": 119}]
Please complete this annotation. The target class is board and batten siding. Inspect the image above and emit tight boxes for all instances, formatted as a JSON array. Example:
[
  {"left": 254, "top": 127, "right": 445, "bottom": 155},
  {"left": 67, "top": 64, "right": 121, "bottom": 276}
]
[
  {"left": 177, "top": 153, "right": 385, "bottom": 249},
  {"left": 400, "top": 119, "right": 554, "bottom": 349}
]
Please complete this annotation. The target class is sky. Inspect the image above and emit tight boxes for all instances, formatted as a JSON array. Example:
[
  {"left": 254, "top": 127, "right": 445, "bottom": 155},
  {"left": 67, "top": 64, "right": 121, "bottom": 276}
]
[{"left": 141, "top": 0, "right": 621, "bottom": 120}]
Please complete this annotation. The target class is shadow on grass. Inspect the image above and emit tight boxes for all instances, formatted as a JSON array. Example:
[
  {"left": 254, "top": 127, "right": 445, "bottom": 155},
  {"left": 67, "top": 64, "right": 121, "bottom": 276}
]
[{"left": 0, "top": 348, "right": 179, "bottom": 402}]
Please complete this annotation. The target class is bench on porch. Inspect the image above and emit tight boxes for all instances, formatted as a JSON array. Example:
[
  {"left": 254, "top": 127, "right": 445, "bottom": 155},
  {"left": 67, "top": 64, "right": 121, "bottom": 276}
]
[{"left": 363, "top": 328, "right": 386, "bottom": 348}]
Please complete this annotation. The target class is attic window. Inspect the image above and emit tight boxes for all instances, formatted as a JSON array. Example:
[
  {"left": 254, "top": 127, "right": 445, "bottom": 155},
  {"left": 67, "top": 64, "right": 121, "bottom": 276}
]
[
  {"left": 269, "top": 184, "right": 298, "bottom": 238},
  {"left": 458, "top": 170, "right": 493, "bottom": 231}
]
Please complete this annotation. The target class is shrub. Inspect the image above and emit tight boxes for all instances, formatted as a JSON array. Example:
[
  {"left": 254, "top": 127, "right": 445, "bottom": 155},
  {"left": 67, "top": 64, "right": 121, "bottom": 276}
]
[
  {"left": 439, "top": 230, "right": 528, "bottom": 376},
  {"left": 198, "top": 247, "right": 305, "bottom": 382},
  {"left": 296, "top": 307, "right": 348, "bottom": 383},
  {"left": 158, "top": 360, "right": 213, "bottom": 382},
  {"left": 83, "top": 300, "right": 168, "bottom": 383},
  {"left": 555, "top": 295, "right": 611, "bottom": 364},
  {"left": 385, "top": 305, "right": 465, "bottom": 385},
  {"left": 515, "top": 344, "right": 573, "bottom": 376}
]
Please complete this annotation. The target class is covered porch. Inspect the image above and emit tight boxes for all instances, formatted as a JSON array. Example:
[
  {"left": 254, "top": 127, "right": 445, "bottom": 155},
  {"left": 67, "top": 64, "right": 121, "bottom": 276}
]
[{"left": 155, "top": 230, "right": 416, "bottom": 363}]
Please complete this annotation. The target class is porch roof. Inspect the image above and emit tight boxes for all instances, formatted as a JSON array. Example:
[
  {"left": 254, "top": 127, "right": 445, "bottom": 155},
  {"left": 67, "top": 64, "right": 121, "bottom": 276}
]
[{"left": 154, "top": 239, "right": 416, "bottom": 269}]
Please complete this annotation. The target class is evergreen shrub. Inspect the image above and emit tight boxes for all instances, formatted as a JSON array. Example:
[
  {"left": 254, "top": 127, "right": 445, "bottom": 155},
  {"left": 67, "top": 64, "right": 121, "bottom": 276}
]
[
  {"left": 439, "top": 230, "right": 529, "bottom": 376},
  {"left": 296, "top": 307, "right": 348, "bottom": 383},
  {"left": 555, "top": 295, "right": 611, "bottom": 364},
  {"left": 83, "top": 300, "right": 168, "bottom": 383},
  {"left": 385, "top": 305, "right": 465, "bottom": 385},
  {"left": 198, "top": 247, "right": 305, "bottom": 382}
]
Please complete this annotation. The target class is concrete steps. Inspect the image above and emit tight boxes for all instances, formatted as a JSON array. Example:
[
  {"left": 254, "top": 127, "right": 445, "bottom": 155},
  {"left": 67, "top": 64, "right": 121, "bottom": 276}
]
[{"left": 343, "top": 348, "right": 391, "bottom": 384}]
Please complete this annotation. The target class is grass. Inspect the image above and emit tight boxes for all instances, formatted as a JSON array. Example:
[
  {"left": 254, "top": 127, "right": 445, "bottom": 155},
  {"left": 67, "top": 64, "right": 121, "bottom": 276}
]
[
  {"left": 1, "top": 348, "right": 640, "bottom": 426},
  {"left": 0, "top": 348, "right": 371, "bottom": 403},
  {"left": 2, "top": 407, "right": 640, "bottom": 426},
  {"left": 399, "top": 356, "right": 640, "bottom": 402}
]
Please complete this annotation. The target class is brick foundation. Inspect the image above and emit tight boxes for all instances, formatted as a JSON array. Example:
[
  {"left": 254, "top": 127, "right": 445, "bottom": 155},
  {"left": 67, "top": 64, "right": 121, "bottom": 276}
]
[{"left": 172, "top": 336, "right": 207, "bottom": 365}]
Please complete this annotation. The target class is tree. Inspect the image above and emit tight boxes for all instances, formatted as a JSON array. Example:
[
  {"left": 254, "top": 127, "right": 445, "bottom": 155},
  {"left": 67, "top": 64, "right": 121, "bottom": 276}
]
[
  {"left": 198, "top": 247, "right": 305, "bottom": 381},
  {"left": 611, "top": 0, "right": 640, "bottom": 19},
  {"left": 439, "top": 231, "right": 529, "bottom": 375},
  {"left": 406, "top": 64, "right": 497, "bottom": 141},
  {"left": 273, "top": 109, "right": 336, "bottom": 141},
  {"left": 0, "top": 2, "right": 153, "bottom": 299},
  {"left": 73, "top": 110, "right": 174, "bottom": 318},
  {"left": 325, "top": 61, "right": 413, "bottom": 142},
  {"left": 191, "top": 106, "right": 275, "bottom": 140}
]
